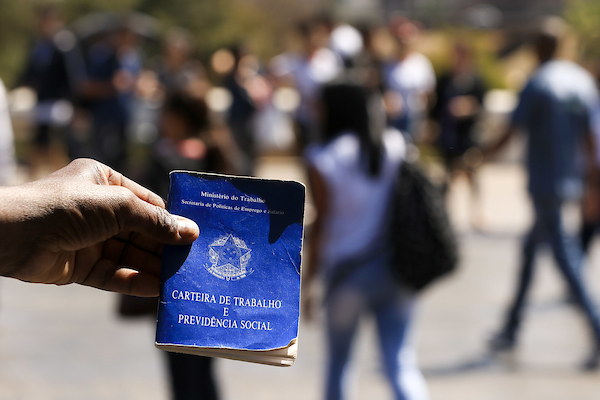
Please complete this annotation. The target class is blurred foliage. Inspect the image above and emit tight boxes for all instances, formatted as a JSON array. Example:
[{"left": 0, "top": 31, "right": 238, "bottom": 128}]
[
  {"left": 138, "top": 0, "right": 312, "bottom": 59},
  {"left": 565, "top": 0, "right": 600, "bottom": 66},
  {"left": 414, "top": 0, "right": 447, "bottom": 28},
  {"left": 471, "top": 33, "right": 508, "bottom": 89},
  {"left": 0, "top": 2, "right": 34, "bottom": 87},
  {"left": 424, "top": 29, "right": 507, "bottom": 90},
  {"left": 0, "top": 0, "right": 317, "bottom": 86}
]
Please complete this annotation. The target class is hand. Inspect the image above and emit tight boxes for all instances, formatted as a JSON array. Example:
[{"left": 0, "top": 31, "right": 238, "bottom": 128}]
[{"left": 0, "top": 159, "right": 199, "bottom": 296}]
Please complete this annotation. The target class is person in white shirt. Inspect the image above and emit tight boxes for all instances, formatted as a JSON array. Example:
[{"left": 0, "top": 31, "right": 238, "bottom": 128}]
[
  {"left": 270, "top": 19, "right": 343, "bottom": 148},
  {"left": 305, "top": 83, "right": 429, "bottom": 400},
  {"left": 383, "top": 17, "right": 435, "bottom": 142}
]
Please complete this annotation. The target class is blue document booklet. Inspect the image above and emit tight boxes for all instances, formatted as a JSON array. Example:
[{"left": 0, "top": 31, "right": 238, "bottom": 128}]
[{"left": 155, "top": 171, "right": 305, "bottom": 366}]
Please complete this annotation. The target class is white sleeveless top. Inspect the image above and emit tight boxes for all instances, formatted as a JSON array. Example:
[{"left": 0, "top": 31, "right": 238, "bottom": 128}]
[{"left": 306, "top": 129, "right": 405, "bottom": 277}]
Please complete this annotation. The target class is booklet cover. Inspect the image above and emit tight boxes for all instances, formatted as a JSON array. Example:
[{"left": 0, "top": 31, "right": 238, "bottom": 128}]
[{"left": 155, "top": 171, "right": 305, "bottom": 366}]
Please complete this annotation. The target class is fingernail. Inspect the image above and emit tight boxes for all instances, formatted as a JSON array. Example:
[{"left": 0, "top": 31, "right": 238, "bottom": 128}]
[{"left": 177, "top": 217, "right": 199, "bottom": 239}]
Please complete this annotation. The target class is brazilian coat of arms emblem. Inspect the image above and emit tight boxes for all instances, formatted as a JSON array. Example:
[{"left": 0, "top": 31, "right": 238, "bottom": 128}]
[{"left": 205, "top": 234, "right": 253, "bottom": 281}]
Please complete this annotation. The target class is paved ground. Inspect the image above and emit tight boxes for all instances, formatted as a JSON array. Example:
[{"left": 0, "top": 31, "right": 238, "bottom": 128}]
[{"left": 1, "top": 158, "right": 600, "bottom": 400}]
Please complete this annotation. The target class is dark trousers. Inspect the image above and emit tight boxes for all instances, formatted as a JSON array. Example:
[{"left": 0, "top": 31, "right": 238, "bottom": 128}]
[
  {"left": 166, "top": 353, "right": 218, "bottom": 400},
  {"left": 581, "top": 220, "right": 598, "bottom": 255},
  {"left": 503, "top": 195, "right": 600, "bottom": 346}
]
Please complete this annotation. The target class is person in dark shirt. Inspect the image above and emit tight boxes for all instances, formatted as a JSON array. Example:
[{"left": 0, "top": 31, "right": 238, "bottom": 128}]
[
  {"left": 221, "top": 45, "right": 258, "bottom": 176},
  {"left": 16, "top": 5, "right": 80, "bottom": 176},
  {"left": 485, "top": 18, "right": 600, "bottom": 370},
  {"left": 431, "top": 41, "right": 486, "bottom": 228},
  {"left": 81, "top": 22, "right": 142, "bottom": 171}
]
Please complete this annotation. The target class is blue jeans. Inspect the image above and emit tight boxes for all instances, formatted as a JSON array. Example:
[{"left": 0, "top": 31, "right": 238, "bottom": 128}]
[
  {"left": 502, "top": 195, "right": 600, "bottom": 345},
  {"left": 324, "top": 258, "right": 429, "bottom": 400}
]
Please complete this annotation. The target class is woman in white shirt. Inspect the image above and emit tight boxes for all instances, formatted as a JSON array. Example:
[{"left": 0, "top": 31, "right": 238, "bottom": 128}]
[{"left": 305, "top": 83, "right": 429, "bottom": 400}]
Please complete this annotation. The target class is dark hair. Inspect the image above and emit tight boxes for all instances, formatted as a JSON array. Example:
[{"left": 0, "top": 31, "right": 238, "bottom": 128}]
[
  {"left": 320, "top": 83, "right": 382, "bottom": 176},
  {"left": 532, "top": 17, "right": 563, "bottom": 63},
  {"left": 163, "top": 91, "right": 209, "bottom": 136},
  {"left": 295, "top": 21, "right": 311, "bottom": 39}
]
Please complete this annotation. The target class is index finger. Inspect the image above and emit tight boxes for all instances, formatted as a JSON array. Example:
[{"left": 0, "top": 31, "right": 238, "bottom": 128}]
[
  {"left": 60, "top": 159, "right": 168, "bottom": 209},
  {"left": 104, "top": 166, "right": 167, "bottom": 209}
]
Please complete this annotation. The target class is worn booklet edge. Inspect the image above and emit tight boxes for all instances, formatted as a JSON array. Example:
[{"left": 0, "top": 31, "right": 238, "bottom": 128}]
[{"left": 156, "top": 339, "right": 298, "bottom": 367}]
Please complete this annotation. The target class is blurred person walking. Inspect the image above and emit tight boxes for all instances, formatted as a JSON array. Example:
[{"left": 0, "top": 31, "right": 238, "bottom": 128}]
[
  {"left": 304, "top": 83, "right": 429, "bottom": 400},
  {"left": 15, "top": 5, "right": 79, "bottom": 177},
  {"left": 351, "top": 24, "right": 387, "bottom": 91},
  {"left": 270, "top": 18, "right": 343, "bottom": 150},
  {"left": 485, "top": 18, "right": 600, "bottom": 369},
  {"left": 430, "top": 41, "right": 487, "bottom": 229},
  {"left": 383, "top": 17, "right": 435, "bottom": 143},
  {"left": 138, "top": 90, "right": 230, "bottom": 195},
  {"left": 132, "top": 27, "right": 210, "bottom": 155},
  {"left": 211, "top": 45, "right": 263, "bottom": 175},
  {"left": 80, "top": 20, "right": 143, "bottom": 171},
  {"left": 154, "top": 28, "right": 209, "bottom": 97}
]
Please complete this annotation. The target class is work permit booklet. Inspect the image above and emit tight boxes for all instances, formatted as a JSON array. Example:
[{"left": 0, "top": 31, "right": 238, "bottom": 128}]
[{"left": 155, "top": 171, "right": 305, "bottom": 367}]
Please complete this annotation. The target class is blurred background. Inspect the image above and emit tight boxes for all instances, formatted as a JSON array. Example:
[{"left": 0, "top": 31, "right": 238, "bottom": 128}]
[{"left": 2, "top": 0, "right": 600, "bottom": 399}]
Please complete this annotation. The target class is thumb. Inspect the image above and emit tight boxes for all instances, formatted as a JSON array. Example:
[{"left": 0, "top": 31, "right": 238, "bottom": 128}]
[{"left": 120, "top": 195, "right": 199, "bottom": 245}]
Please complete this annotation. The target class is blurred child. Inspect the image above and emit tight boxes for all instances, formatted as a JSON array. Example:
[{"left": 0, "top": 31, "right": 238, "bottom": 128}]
[{"left": 140, "top": 90, "right": 227, "bottom": 195}]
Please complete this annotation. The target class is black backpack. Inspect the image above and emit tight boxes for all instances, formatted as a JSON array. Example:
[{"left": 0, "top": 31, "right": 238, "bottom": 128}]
[{"left": 388, "top": 161, "right": 459, "bottom": 291}]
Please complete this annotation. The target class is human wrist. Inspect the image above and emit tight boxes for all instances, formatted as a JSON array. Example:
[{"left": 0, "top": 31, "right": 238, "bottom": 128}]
[{"left": 0, "top": 182, "right": 65, "bottom": 278}]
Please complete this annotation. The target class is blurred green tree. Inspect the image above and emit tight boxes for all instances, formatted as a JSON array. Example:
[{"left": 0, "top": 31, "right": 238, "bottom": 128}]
[
  {"left": 565, "top": 0, "right": 600, "bottom": 65},
  {"left": 0, "top": 2, "right": 35, "bottom": 86}
]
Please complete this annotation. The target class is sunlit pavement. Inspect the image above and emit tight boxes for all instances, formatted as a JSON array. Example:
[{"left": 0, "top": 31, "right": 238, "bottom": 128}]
[{"left": 1, "top": 158, "right": 600, "bottom": 400}]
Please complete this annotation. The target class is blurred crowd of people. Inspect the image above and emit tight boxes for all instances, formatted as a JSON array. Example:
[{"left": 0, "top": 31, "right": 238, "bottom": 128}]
[
  {"left": 5, "top": 3, "right": 600, "bottom": 400},
  {"left": 2, "top": 5, "right": 485, "bottom": 184}
]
